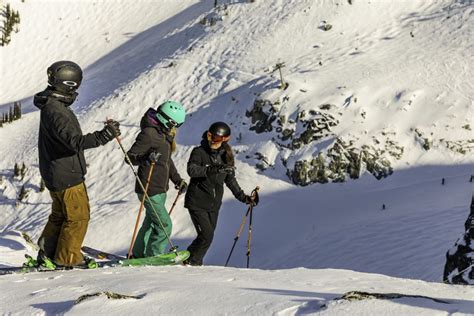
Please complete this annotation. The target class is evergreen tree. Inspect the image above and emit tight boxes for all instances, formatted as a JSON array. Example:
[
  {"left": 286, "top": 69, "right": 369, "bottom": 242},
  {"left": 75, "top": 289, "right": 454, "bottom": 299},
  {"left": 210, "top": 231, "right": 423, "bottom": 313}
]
[
  {"left": 17, "top": 185, "right": 28, "bottom": 202},
  {"left": 5, "top": 4, "right": 11, "bottom": 20},
  {"left": 39, "top": 178, "right": 46, "bottom": 192},
  {"left": 20, "top": 162, "right": 27, "bottom": 180},
  {"left": 16, "top": 102, "right": 21, "bottom": 119},
  {"left": 14, "top": 163, "right": 20, "bottom": 177}
]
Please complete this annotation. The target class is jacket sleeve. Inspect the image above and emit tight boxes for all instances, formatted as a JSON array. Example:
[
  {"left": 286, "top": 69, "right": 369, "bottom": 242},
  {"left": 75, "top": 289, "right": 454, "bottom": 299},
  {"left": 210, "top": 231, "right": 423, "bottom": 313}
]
[
  {"left": 187, "top": 147, "right": 208, "bottom": 178},
  {"left": 225, "top": 170, "right": 246, "bottom": 202},
  {"left": 126, "top": 129, "right": 151, "bottom": 165},
  {"left": 49, "top": 111, "right": 103, "bottom": 153},
  {"left": 168, "top": 158, "right": 182, "bottom": 185}
]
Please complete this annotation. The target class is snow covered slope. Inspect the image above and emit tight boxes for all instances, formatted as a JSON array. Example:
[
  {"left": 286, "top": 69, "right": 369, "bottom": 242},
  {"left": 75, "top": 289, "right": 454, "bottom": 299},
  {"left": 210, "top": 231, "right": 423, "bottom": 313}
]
[{"left": 0, "top": 0, "right": 473, "bottom": 314}]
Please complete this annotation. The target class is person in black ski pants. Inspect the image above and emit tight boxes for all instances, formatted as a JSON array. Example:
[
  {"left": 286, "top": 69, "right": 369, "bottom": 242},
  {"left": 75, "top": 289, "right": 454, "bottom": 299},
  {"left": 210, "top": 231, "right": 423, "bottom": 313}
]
[{"left": 184, "top": 122, "right": 255, "bottom": 266}]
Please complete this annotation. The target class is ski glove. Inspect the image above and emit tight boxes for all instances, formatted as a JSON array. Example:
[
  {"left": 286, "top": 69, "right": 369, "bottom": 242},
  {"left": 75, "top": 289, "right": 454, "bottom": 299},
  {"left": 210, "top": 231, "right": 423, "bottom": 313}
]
[
  {"left": 147, "top": 151, "right": 161, "bottom": 164},
  {"left": 244, "top": 194, "right": 258, "bottom": 206},
  {"left": 207, "top": 165, "right": 235, "bottom": 176},
  {"left": 175, "top": 179, "right": 188, "bottom": 194},
  {"left": 99, "top": 119, "right": 121, "bottom": 144}
]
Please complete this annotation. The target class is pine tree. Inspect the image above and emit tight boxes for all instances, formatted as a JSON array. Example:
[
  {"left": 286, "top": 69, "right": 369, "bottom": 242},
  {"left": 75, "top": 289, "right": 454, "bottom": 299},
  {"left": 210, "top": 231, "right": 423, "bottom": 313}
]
[
  {"left": 14, "top": 163, "right": 20, "bottom": 177},
  {"left": 17, "top": 185, "right": 28, "bottom": 202},
  {"left": 17, "top": 102, "right": 21, "bottom": 119},
  {"left": 5, "top": 4, "right": 11, "bottom": 20},
  {"left": 13, "top": 102, "right": 21, "bottom": 120},
  {"left": 39, "top": 179, "right": 46, "bottom": 192},
  {"left": 9, "top": 107, "right": 13, "bottom": 123},
  {"left": 20, "top": 162, "right": 27, "bottom": 180}
]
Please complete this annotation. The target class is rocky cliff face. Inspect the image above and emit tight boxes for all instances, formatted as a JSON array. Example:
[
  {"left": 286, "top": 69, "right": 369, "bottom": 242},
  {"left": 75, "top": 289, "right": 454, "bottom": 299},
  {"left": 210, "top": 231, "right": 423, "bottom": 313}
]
[{"left": 245, "top": 98, "right": 402, "bottom": 186}]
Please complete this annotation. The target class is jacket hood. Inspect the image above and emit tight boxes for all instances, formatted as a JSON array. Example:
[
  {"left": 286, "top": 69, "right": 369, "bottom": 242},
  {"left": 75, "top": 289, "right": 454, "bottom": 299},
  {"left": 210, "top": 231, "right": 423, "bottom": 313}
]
[
  {"left": 140, "top": 108, "right": 171, "bottom": 138},
  {"left": 33, "top": 88, "right": 52, "bottom": 110},
  {"left": 34, "top": 87, "right": 77, "bottom": 109}
]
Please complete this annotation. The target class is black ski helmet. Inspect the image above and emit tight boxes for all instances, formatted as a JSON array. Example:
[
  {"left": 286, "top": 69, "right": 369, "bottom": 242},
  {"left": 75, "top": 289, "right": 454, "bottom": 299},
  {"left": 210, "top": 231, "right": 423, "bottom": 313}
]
[
  {"left": 47, "top": 61, "right": 83, "bottom": 92},
  {"left": 208, "top": 121, "right": 231, "bottom": 137}
]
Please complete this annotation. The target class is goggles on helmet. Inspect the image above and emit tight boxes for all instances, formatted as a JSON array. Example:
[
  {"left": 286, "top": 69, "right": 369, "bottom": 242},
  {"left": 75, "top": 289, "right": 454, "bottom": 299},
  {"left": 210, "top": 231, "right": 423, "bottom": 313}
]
[
  {"left": 158, "top": 109, "right": 183, "bottom": 129},
  {"left": 207, "top": 131, "right": 230, "bottom": 143}
]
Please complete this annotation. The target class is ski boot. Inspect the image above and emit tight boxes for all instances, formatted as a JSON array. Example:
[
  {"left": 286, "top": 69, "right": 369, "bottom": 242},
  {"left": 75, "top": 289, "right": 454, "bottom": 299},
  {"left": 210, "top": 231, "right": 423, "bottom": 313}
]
[
  {"left": 36, "top": 250, "right": 56, "bottom": 271},
  {"left": 83, "top": 255, "right": 98, "bottom": 269},
  {"left": 22, "top": 254, "right": 38, "bottom": 269}
]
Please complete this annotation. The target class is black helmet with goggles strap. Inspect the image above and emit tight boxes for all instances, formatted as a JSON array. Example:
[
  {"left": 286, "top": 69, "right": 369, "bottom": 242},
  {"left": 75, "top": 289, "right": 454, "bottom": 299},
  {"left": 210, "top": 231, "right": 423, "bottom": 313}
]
[{"left": 207, "top": 122, "right": 231, "bottom": 143}]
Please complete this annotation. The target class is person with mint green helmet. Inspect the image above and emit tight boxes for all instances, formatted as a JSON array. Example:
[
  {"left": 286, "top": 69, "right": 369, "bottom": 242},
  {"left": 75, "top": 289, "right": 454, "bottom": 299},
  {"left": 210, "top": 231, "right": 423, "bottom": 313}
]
[{"left": 126, "top": 100, "right": 187, "bottom": 258}]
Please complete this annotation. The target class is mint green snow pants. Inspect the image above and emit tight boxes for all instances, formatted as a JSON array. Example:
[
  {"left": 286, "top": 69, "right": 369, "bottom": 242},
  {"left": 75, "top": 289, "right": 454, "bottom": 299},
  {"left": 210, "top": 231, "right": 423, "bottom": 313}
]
[{"left": 132, "top": 193, "right": 172, "bottom": 258}]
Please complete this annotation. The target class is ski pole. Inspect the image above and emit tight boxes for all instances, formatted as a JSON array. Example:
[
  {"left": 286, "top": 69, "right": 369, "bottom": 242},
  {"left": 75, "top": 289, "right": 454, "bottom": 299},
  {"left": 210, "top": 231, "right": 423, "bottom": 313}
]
[
  {"left": 110, "top": 127, "right": 178, "bottom": 255},
  {"left": 246, "top": 201, "right": 254, "bottom": 269},
  {"left": 224, "top": 203, "right": 251, "bottom": 267},
  {"left": 168, "top": 191, "right": 182, "bottom": 216},
  {"left": 127, "top": 160, "right": 156, "bottom": 259},
  {"left": 224, "top": 186, "right": 260, "bottom": 267}
]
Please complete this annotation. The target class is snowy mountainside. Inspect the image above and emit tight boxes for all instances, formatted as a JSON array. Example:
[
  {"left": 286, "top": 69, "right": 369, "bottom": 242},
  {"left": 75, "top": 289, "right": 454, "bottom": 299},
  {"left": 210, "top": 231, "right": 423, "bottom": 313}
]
[{"left": 0, "top": 0, "right": 473, "bottom": 314}]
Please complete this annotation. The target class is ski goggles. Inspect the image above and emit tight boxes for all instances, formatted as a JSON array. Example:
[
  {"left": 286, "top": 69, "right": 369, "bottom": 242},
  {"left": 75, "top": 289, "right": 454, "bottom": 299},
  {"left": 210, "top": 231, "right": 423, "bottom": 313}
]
[
  {"left": 158, "top": 109, "right": 183, "bottom": 129},
  {"left": 207, "top": 131, "right": 230, "bottom": 143}
]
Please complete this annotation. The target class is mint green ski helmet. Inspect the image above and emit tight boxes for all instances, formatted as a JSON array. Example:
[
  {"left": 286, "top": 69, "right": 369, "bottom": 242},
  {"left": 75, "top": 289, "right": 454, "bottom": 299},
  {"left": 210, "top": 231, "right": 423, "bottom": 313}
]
[{"left": 156, "top": 100, "right": 186, "bottom": 129}]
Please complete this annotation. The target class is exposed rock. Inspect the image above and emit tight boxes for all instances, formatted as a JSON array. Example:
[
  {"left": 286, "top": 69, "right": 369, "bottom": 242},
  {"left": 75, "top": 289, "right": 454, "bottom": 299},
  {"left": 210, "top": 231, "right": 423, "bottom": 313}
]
[
  {"left": 444, "top": 139, "right": 474, "bottom": 155},
  {"left": 444, "top": 196, "right": 474, "bottom": 285},
  {"left": 245, "top": 99, "right": 277, "bottom": 133},
  {"left": 246, "top": 98, "right": 399, "bottom": 186}
]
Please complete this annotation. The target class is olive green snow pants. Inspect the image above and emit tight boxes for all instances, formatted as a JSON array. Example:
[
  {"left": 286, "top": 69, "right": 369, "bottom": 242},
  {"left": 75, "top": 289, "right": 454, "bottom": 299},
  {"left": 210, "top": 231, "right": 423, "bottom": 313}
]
[
  {"left": 38, "top": 182, "right": 90, "bottom": 266},
  {"left": 132, "top": 193, "right": 172, "bottom": 258}
]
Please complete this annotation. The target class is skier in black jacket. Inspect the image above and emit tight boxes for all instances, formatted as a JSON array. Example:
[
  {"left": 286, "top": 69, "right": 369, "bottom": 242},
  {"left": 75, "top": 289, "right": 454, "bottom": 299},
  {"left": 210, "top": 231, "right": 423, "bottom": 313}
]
[
  {"left": 34, "top": 61, "right": 121, "bottom": 268},
  {"left": 184, "top": 122, "right": 254, "bottom": 265},
  {"left": 126, "top": 101, "right": 187, "bottom": 257}
]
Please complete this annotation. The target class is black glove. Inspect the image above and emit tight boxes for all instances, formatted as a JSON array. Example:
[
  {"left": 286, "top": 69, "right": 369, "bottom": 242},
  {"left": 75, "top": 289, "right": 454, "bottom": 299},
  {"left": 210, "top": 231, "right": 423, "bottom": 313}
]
[
  {"left": 147, "top": 151, "right": 161, "bottom": 164},
  {"left": 175, "top": 179, "right": 188, "bottom": 194},
  {"left": 207, "top": 165, "right": 235, "bottom": 175},
  {"left": 243, "top": 194, "right": 259, "bottom": 206},
  {"left": 99, "top": 120, "right": 121, "bottom": 144}
]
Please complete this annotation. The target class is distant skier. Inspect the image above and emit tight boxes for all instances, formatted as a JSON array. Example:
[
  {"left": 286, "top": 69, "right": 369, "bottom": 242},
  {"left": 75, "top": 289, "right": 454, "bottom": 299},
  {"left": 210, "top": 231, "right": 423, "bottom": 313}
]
[
  {"left": 184, "top": 122, "right": 255, "bottom": 266},
  {"left": 34, "top": 61, "right": 121, "bottom": 268},
  {"left": 126, "top": 101, "right": 187, "bottom": 258}
]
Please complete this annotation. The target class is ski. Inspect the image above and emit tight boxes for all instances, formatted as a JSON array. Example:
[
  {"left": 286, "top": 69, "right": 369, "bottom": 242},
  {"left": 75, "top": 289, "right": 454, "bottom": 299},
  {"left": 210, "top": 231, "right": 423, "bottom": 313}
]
[
  {"left": 0, "top": 250, "right": 190, "bottom": 276},
  {"left": 81, "top": 246, "right": 126, "bottom": 261}
]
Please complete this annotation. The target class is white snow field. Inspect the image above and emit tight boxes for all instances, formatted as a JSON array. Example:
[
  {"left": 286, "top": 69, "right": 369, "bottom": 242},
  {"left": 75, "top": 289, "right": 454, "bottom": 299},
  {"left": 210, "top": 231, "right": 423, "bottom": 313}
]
[{"left": 0, "top": 0, "right": 473, "bottom": 315}]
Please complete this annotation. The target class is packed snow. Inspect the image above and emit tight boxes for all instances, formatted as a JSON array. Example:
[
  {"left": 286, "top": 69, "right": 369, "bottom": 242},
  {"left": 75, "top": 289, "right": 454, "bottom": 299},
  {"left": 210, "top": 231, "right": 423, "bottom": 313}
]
[{"left": 0, "top": 0, "right": 473, "bottom": 315}]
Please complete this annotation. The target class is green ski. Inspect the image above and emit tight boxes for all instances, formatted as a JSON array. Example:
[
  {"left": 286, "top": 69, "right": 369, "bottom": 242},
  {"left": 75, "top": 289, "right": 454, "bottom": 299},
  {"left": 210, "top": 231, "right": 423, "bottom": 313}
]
[{"left": 0, "top": 250, "right": 190, "bottom": 276}]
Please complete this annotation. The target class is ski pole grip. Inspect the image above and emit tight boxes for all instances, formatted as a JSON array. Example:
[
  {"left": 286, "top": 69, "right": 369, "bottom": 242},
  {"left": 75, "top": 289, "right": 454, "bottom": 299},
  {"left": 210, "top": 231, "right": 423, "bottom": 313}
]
[
  {"left": 250, "top": 186, "right": 260, "bottom": 205},
  {"left": 106, "top": 117, "right": 122, "bottom": 142}
]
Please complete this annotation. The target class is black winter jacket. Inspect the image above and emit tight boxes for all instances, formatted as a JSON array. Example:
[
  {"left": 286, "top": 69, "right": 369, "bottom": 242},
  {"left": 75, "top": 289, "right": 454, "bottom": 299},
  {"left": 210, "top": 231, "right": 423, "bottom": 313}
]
[
  {"left": 126, "top": 108, "right": 182, "bottom": 196},
  {"left": 34, "top": 88, "right": 105, "bottom": 192},
  {"left": 184, "top": 135, "right": 246, "bottom": 212}
]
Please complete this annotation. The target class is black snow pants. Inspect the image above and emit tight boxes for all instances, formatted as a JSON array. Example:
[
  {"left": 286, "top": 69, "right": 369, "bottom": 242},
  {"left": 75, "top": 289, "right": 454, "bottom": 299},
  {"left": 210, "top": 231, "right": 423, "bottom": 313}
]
[{"left": 187, "top": 210, "right": 219, "bottom": 265}]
